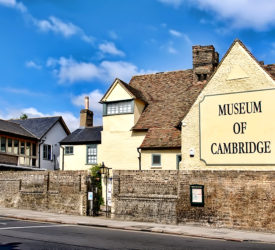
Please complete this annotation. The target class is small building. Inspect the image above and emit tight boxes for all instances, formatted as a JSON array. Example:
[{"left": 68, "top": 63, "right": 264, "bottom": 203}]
[
  {"left": 60, "top": 97, "right": 102, "bottom": 170},
  {"left": 0, "top": 119, "right": 39, "bottom": 170},
  {"left": 10, "top": 116, "right": 70, "bottom": 170}
]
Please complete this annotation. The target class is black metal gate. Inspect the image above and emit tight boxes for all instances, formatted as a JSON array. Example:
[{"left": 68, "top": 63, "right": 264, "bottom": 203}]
[{"left": 86, "top": 175, "right": 101, "bottom": 216}]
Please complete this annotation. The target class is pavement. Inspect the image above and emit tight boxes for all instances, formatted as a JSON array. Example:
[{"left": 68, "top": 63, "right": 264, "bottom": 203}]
[{"left": 0, "top": 207, "right": 274, "bottom": 244}]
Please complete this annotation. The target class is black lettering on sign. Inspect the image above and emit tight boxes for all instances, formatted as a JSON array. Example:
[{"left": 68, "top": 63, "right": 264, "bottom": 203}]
[
  {"left": 210, "top": 141, "right": 271, "bottom": 155},
  {"left": 218, "top": 101, "right": 262, "bottom": 116}
]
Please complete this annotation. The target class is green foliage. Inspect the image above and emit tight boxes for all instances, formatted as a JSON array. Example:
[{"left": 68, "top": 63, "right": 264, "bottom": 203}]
[
  {"left": 90, "top": 164, "right": 101, "bottom": 178},
  {"left": 20, "top": 114, "right": 28, "bottom": 120},
  {"left": 90, "top": 164, "right": 103, "bottom": 206}
]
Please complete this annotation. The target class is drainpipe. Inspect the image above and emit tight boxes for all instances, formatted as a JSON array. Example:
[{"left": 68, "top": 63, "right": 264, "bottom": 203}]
[
  {"left": 137, "top": 147, "right": 141, "bottom": 170},
  {"left": 38, "top": 139, "right": 45, "bottom": 169},
  {"left": 60, "top": 145, "right": 65, "bottom": 171}
]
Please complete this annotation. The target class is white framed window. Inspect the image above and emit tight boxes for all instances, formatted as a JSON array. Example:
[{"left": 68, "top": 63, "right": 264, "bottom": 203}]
[
  {"left": 87, "top": 144, "right": 97, "bottom": 164},
  {"left": 65, "top": 146, "right": 74, "bottom": 155},
  {"left": 43, "top": 144, "right": 52, "bottom": 160},
  {"left": 105, "top": 100, "right": 133, "bottom": 115},
  {"left": 152, "top": 154, "right": 161, "bottom": 166}
]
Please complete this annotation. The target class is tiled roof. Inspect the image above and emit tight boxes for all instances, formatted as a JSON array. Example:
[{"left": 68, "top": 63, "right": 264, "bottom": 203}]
[
  {"left": 60, "top": 126, "right": 102, "bottom": 145},
  {"left": 263, "top": 64, "right": 275, "bottom": 80},
  {"left": 11, "top": 116, "right": 70, "bottom": 139},
  {"left": 119, "top": 79, "right": 147, "bottom": 103},
  {"left": 128, "top": 70, "right": 205, "bottom": 149},
  {"left": 0, "top": 119, "right": 37, "bottom": 139},
  {"left": 140, "top": 128, "right": 181, "bottom": 149},
  {"left": 130, "top": 70, "right": 204, "bottom": 128}
]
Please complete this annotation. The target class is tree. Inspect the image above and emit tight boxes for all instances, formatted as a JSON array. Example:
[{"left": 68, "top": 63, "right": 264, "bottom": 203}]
[{"left": 20, "top": 114, "right": 28, "bottom": 120}]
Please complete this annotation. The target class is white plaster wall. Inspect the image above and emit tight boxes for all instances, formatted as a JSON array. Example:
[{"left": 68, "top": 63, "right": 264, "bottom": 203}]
[{"left": 40, "top": 122, "right": 68, "bottom": 170}]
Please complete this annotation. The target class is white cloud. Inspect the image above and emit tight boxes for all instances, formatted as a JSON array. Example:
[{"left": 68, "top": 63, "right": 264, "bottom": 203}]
[
  {"left": 0, "top": 0, "right": 26, "bottom": 12},
  {"left": 100, "top": 61, "right": 151, "bottom": 82},
  {"left": 52, "top": 111, "right": 79, "bottom": 132},
  {"left": 81, "top": 34, "right": 94, "bottom": 44},
  {"left": 31, "top": 16, "right": 94, "bottom": 44},
  {"left": 200, "top": 0, "right": 275, "bottom": 30},
  {"left": 99, "top": 42, "right": 125, "bottom": 56},
  {"left": 47, "top": 57, "right": 155, "bottom": 84},
  {"left": 169, "top": 29, "right": 192, "bottom": 44},
  {"left": 72, "top": 89, "right": 103, "bottom": 113},
  {"left": 158, "top": 0, "right": 184, "bottom": 8},
  {"left": 159, "top": 0, "right": 275, "bottom": 30},
  {"left": 47, "top": 57, "right": 100, "bottom": 83},
  {"left": 25, "top": 60, "right": 42, "bottom": 70},
  {"left": 22, "top": 107, "right": 45, "bottom": 117},
  {"left": 0, "top": 1, "right": 94, "bottom": 44},
  {"left": 33, "top": 16, "right": 79, "bottom": 37},
  {"left": 169, "top": 29, "right": 182, "bottom": 37}
]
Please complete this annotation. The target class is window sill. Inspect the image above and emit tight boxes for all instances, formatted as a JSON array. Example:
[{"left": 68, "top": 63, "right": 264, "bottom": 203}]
[
  {"left": 103, "top": 112, "right": 134, "bottom": 117},
  {"left": 151, "top": 166, "right": 162, "bottom": 169}
]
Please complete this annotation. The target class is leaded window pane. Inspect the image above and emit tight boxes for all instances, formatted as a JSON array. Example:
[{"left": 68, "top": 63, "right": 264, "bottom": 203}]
[{"left": 106, "top": 100, "right": 133, "bottom": 115}]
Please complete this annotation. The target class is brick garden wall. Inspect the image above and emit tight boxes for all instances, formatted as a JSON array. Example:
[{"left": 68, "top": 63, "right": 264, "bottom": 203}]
[
  {"left": 0, "top": 171, "right": 88, "bottom": 215},
  {"left": 112, "top": 170, "right": 275, "bottom": 232}
]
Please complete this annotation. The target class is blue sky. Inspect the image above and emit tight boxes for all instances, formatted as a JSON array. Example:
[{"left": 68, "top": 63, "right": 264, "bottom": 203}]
[{"left": 0, "top": 0, "right": 275, "bottom": 131}]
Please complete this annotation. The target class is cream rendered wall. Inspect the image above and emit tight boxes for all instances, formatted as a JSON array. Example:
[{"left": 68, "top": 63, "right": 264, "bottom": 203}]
[
  {"left": 181, "top": 41, "right": 275, "bottom": 171},
  {"left": 101, "top": 114, "right": 146, "bottom": 170},
  {"left": 61, "top": 144, "right": 102, "bottom": 171},
  {"left": 104, "top": 82, "right": 133, "bottom": 101},
  {"left": 134, "top": 99, "right": 145, "bottom": 124},
  {"left": 100, "top": 81, "right": 146, "bottom": 171},
  {"left": 141, "top": 149, "right": 181, "bottom": 170}
]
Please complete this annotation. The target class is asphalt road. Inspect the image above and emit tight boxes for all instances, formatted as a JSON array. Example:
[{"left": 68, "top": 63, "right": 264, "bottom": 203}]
[{"left": 0, "top": 217, "right": 274, "bottom": 250}]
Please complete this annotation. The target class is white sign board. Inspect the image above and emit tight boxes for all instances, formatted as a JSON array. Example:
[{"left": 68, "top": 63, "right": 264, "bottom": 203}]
[
  {"left": 88, "top": 192, "right": 93, "bottom": 201},
  {"left": 107, "top": 180, "right": 112, "bottom": 206},
  {"left": 192, "top": 188, "right": 202, "bottom": 203}
]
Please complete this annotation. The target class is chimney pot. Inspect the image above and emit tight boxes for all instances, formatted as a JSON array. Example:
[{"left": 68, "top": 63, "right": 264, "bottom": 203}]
[{"left": 85, "top": 96, "right": 89, "bottom": 110}]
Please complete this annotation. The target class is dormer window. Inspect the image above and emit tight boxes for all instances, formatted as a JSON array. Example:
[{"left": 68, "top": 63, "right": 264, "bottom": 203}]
[{"left": 103, "top": 100, "right": 134, "bottom": 116}]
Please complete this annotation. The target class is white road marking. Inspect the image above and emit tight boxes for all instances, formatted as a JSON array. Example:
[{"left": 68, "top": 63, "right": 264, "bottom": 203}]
[
  {"left": 0, "top": 225, "right": 70, "bottom": 230},
  {"left": 0, "top": 223, "right": 7, "bottom": 225}
]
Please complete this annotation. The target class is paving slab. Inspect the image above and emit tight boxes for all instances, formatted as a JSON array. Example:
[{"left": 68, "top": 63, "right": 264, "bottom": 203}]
[{"left": 0, "top": 207, "right": 274, "bottom": 244}]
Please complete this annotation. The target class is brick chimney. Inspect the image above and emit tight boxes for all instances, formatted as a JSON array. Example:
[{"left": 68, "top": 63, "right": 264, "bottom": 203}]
[
  {"left": 192, "top": 45, "right": 219, "bottom": 83},
  {"left": 80, "top": 96, "right": 93, "bottom": 128}
]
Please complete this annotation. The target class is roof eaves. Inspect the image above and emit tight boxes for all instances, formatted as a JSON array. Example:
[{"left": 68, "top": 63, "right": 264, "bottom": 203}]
[{"left": 60, "top": 140, "right": 101, "bottom": 145}]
